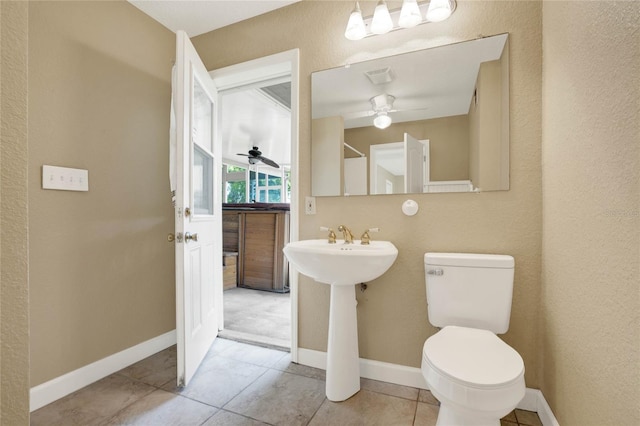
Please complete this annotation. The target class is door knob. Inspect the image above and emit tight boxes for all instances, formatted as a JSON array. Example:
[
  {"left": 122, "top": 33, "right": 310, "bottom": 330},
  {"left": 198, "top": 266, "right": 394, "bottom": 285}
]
[{"left": 184, "top": 232, "right": 198, "bottom": 242}]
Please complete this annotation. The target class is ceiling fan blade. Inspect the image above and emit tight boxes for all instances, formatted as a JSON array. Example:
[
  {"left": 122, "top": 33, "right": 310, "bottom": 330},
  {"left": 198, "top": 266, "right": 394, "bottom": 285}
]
[
  {"left": 236, "top": 153, "right": 250, "bottom": 156},
  {"left": 342, "top": 110, "right": 376, "bottom": 120},
  {"left": 258, "top": 156, "right": 280, "bottom": 168},
  {"left": 389, "top": 106, "right": 430, "bottom": 114}
]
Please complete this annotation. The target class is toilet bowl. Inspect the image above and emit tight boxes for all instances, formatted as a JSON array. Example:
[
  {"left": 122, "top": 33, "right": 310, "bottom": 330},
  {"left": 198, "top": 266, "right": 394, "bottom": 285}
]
[{"left": 422, "top": 326, "right": 525, "bottom": 426}]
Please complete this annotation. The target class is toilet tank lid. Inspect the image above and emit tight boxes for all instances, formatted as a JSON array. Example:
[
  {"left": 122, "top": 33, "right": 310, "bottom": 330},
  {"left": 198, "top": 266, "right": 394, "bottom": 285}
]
[{"left": 424, "top": 253, "right": 514, "bottom": 268}]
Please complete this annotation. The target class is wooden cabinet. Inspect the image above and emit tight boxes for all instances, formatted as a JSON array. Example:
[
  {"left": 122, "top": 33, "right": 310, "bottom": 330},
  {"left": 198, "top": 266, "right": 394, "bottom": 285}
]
[{"left": 223, "top": 209, "right": 289, "bottom": 292}]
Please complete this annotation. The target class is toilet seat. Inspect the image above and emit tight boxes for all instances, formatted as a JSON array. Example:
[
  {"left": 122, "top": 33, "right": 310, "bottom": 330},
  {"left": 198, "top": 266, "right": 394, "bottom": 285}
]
[{"left": 423, "top": 325, "right": 524, "bottom": 389}]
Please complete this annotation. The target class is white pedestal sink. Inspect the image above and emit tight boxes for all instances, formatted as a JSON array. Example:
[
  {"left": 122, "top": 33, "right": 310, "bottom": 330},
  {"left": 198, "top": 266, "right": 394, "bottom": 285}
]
[{"left": 283, "top": 239, "right": 398, "bottom": 401}]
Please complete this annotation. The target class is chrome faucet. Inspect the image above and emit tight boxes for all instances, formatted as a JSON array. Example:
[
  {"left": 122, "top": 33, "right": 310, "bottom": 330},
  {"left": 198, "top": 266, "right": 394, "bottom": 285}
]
[{"left": 337, "top": 225, "right": 354, "bottom": 244}]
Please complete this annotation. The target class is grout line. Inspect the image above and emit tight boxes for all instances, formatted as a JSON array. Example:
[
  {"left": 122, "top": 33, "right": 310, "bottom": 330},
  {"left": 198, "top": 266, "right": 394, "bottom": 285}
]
[
  {"left": 219, "top": 363, "right": 272, "bottom": 411},
  {"left": 197, "top": 410, "right": 219, "bottom": 426},
  {"left": 98, "top": 380, "right": 159, "bottom": 425},
  {"left": 305, "top": 397, "right": 328, "bottom": 426},
  {"left": 217, "top": 408, "right": 279, "bottom": 426},
  {"left": 411, "top": 399, "right": 419, "bottom": 426}
]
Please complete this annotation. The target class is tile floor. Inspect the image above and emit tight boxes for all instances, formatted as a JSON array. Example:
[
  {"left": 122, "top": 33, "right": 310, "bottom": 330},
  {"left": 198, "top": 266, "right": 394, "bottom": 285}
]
[
  {"left": 31, "top": 338, "right": 542, "bottom": 426},
  {"left": 219, "top": 288, "right": 290, "bottom": 350}
]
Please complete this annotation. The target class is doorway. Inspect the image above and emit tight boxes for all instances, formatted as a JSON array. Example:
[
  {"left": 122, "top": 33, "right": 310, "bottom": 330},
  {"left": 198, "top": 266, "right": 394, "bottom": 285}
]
[{"left": 209, "top": 50, "right": 299, "bottom": 358}]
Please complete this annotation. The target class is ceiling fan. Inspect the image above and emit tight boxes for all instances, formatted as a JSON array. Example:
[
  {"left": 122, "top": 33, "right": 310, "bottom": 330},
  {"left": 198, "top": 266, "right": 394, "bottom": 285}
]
[
  {"left": 343, "top": 93, "right": 430, "bottom": 129},
  {"left": 236, "top": 146, "right": 280, "bottom": 168}
]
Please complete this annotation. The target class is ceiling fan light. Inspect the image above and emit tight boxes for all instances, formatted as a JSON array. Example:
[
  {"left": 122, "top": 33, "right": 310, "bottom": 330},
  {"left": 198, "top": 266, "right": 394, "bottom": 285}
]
[
  {"left": 426, "top": 0, "right": 453, "bottom": 22},
  {"left": 371, "top": 0, "right": 393, "bottom": 35},
  {"left": 373, "top": 112, "right": 392, "bottom": 129},
  {"left": 399, "top": 0, "right": 422, "bottom": 28},
  {"left": 344, "top": 2, "right": 367, "bottom": 40}
]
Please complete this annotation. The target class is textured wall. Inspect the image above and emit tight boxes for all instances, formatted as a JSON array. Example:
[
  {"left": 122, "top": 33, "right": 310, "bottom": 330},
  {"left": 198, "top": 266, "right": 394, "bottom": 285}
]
[
  {"left": 0, "top": 1, "right": 30, "bottom": 423},
  {"left": 541, "top": 2, "right": 640, "bottom": 424},
  {"left": 194, "top": 1, "right": 543, "bottom": 386},
  {"left": 28, "top": 1, "right": 175, "bottom": 386}
]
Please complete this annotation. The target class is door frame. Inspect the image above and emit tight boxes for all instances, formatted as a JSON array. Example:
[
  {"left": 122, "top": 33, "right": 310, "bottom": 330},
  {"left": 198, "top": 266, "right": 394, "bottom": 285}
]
[{"left": 209, "top": 49, "right": 300, "bottom": 362}]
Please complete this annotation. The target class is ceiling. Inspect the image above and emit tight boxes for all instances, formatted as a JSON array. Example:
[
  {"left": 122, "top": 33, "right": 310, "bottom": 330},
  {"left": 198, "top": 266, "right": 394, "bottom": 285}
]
[
  {"left": 220, "top": 83, "right": 292, "bottom": 169},
  {"left": 128, "top": 0, "right": 300, "bottom": 37}
]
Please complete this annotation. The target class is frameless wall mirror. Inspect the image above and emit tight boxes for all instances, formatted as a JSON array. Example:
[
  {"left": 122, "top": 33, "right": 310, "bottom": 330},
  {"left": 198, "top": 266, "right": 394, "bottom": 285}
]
[{"left": 311, "top": 33, "right": 509, "bottom": 196}]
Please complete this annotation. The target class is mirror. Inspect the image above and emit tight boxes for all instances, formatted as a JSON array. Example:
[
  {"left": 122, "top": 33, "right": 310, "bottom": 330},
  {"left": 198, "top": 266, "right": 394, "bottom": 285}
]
[{"left": 311, "top": 33, "right": 509, "bottom": 196}]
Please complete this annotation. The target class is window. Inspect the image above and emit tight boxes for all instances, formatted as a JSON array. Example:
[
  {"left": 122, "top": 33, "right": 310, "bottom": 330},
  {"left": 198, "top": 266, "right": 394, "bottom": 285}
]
[{"left": 223, "top": 163, "right": 290, "bottom": 204}]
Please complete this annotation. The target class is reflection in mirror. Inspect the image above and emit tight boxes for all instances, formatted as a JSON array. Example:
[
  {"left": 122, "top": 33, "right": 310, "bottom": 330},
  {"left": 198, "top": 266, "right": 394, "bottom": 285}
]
[{"left": 311, "top": 33, "right": 509, "bottom": 196}]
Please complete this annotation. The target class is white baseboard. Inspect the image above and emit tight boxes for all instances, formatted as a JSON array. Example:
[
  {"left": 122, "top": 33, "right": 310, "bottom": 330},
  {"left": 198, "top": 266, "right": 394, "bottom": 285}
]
[
  {"left": 297, "top": 348, "right": 560, "bottom": 426},
  {"left": 526, "top": 388, "right": 560, "bottom": 426},
  {"left": 298, "top": 347, "right": 428, "bottom": 389},
  {"left": 297, "top": 347, "right": 428, "bottom": 389},
  {"left": 30, "top": 330, "right": 176, "bottom": 412}
]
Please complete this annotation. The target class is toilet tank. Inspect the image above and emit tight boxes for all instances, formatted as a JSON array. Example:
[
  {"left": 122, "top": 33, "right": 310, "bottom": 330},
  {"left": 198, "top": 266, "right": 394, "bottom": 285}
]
[{"left": 424, "top": 253, "right": 515, "bottom": 334}]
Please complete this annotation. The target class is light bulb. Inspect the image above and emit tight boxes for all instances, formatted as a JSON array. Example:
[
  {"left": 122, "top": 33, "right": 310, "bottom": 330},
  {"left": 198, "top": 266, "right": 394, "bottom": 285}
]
[
  {"left": 399, "top": 0, "right": 422, "bottom": 28},
  {"left": 371, "top": 0, "right": 393, "bottom": 35},
  {"left": 344, "top": 2, "right": 367, "bottom": 40},
  {"left": 373, "top": 112, "right": 392, "bottom": 129},
  {"left": 426, "top": 0, "right": 452, "bottom": 22}
]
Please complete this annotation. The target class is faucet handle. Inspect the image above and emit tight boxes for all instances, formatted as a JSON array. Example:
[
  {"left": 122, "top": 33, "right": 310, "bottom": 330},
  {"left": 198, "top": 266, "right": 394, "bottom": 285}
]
[
  {"left": 360, "top": 228, "right": 380, "bottom": 245},
  {"left": 320, "top": 226, "right": 337, "bottom": 244}
]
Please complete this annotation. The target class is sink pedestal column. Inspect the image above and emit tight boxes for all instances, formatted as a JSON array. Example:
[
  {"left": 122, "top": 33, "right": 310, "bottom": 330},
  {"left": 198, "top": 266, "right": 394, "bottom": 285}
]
[{"left": 325, "top": 284, "right": 360, "bottom": 401}]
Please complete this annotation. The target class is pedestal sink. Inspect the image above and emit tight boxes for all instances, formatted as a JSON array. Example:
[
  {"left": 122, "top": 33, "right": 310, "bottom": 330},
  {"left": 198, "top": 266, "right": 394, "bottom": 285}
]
[{"left": 283, "top": 239, "right": 398, "bottom": 401}]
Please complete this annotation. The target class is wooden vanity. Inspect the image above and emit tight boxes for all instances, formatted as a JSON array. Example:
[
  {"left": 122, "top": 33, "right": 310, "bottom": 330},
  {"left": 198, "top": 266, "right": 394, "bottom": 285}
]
[{"left": 222, "top": 203, "right": 290, "bottom": 293}]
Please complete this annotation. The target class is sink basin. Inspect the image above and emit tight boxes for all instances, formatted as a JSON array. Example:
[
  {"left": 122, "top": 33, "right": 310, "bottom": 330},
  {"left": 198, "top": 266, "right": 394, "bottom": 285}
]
[
  {"left": 283, "top": 238, "right": 398, "bottom": 402},
  {"left": 283, "top": 239, "right": 398, "bottom": 286}
]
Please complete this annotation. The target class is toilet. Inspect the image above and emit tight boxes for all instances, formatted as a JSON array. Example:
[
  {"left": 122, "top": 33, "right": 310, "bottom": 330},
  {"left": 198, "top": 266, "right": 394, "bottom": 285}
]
[{"left": 422, "top": 253, "right": 525, "bottom": 426}]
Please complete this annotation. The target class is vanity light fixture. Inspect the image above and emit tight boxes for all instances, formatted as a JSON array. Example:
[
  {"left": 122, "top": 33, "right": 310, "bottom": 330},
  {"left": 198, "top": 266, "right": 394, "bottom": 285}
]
[
  {"left": 399, "top": 0, "right": 422, "bottom": 28},
  {"left": 426, "top": 0, "right": 453, "bottom": 22},
  {"left": 344, "top": 2, "right": 367, "bottom": 41},
  {"left": 344, "top": 0, "right": 456, "bottom": 40},
  {"left": 371, "top": 0, "right": 393, "bottom": 35}
]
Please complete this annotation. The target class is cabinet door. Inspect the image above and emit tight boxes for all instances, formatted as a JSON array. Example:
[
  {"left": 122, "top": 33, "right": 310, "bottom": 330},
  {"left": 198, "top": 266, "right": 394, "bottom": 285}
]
[{"left": 241, "top": 213, "right": 276, "bottom": 290}]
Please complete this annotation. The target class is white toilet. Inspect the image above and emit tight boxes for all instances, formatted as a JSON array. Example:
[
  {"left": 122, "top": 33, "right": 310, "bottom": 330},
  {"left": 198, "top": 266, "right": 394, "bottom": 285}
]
[{"left": 422, "top": 253, "right": 525, "bottom": 426}]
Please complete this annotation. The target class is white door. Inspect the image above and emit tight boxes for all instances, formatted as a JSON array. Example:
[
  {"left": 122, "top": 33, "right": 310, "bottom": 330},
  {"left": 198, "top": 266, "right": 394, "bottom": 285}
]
[
  {"left": 404, "top": 133, "right": 425, "bottom": 193},
  {"left": 174, "top": 30, "right": 222, "bottom": 387}
]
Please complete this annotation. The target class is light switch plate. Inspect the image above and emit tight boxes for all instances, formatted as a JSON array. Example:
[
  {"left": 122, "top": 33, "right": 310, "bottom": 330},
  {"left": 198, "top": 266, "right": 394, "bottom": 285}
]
[{"left": 42, "top": 165, "right": 89, "bottom": 191}]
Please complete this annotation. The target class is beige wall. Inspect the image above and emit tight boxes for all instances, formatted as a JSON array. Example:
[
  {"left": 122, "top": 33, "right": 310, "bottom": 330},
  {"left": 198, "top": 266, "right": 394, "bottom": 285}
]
[
  {"left": 541, "top": 2, "right": 640, "bottom": 425},
  {"left": 1, "top": 1, "right": 30, "bottom": 423},
  {"left": 469, "top": 57, "right": 507, "bottom": 190},
  {"left": 28, "top": 1, "right": 175, "bottom": 386},
  {"left": 345, "top": 115, "right": 470, "bottom": 182},
  {"left": 193, "top": 0, "right": 543, "bottom": 386},
  {"left": 312, "top": 116, "right": 344, "bottom": 196}
]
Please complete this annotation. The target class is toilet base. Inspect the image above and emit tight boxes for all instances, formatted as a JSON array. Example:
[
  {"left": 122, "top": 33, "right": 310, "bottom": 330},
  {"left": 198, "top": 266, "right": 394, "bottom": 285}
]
[{"left": 436, "top": 403, "right": 501, "bottom": 426}]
